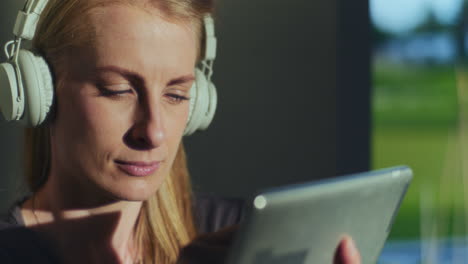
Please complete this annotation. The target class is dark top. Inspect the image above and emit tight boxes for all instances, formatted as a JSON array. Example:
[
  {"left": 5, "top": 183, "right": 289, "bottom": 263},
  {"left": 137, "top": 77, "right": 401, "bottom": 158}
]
[{"left": 0, "top": 194, "right": 245, "bottom": 264}]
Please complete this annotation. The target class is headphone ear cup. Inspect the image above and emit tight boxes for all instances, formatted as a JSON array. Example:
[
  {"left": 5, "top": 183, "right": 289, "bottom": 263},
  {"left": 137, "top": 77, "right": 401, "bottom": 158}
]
[
  {"left": 18, "top": 50, "right": 54, "bottom": 126},
  {"left": 204, "top": 79, "right": 217, "bottom": 128},
  {"left": 183, "top": 68, "right": 217, "bottom": 136},
  {"left": 0, "top": 62, "right": 22, "bottom": 121}
]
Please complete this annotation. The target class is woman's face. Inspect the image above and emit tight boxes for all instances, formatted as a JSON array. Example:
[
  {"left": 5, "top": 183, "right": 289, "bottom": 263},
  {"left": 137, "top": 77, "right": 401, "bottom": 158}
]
[{"left": 49, "top": 5, "right": 198, "bottom": 202}]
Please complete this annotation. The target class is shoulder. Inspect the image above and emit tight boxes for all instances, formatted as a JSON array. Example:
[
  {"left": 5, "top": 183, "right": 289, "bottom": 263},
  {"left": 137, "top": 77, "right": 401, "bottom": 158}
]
[
  {"left": 0, "top": 200, "right": 26, "bottom": 231},
  {"left": 0, "top": 224, "right": 60, "bottom": 264},
  {"left": 194, "top": 194, "right": 246, "bottom": 234},
  {"left": 0, "top": 198, "right": 60, "bottom": 263}
]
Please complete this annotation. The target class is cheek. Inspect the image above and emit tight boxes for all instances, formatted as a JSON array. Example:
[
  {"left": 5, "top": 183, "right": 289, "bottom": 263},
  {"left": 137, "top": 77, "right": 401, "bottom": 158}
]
[
  {"left": 164, "top": 103, "right": 190, "bottom": 139},
  {"left": 159, "top": 104, "right": 189, "bottom": 163},
  {"left": 80, "top": 99, "right": 132, "bottom": 141},
  {"left": 55, "top": 86, "right": 134, "bottom": 156}
]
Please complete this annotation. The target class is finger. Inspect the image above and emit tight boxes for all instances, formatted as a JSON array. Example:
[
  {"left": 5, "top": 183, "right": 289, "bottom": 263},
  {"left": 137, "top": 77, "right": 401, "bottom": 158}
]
[{"left": 333, "top": 236, "right": 362, "bottom": 264}]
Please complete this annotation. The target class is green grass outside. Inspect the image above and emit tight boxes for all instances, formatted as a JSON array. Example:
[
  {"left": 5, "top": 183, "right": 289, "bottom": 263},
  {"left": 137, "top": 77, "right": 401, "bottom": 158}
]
[
  {"left": 373, "top": 62, "right": 458, "bottom": 127},
  {"left": 373, "top": 126, "right": 465, "bottom": 239},
  {"left": 372, "top": 62, "right": 464, "bottom": 240}
]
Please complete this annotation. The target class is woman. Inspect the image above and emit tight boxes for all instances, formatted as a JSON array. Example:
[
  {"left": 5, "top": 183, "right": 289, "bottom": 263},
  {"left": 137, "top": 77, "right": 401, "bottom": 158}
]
[{"left": 0, "top": 0, "right": 361, "bottom": 263}]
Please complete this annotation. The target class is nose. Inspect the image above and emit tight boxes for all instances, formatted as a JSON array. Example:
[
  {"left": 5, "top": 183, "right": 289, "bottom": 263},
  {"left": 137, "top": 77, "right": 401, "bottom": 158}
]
[{"left": 125, "top": 100, "right": 166, "bottom": 150}]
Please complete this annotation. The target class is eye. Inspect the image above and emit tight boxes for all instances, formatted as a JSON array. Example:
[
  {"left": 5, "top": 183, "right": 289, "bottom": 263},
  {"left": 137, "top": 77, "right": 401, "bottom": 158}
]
[
  {"left": 165, "top": 93, "right": 190, "bottom": 105},
  {"left": 98, "top": 84, "right": 134, "bottom": 99},
  {"left": 164, "top": 86, "right": 191, "bottom": 105}
]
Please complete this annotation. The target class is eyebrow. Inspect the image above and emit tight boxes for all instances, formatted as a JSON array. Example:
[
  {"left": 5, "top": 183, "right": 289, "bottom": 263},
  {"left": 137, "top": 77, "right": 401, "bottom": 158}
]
[
  {"left": 95, "top": 66, "right": 144, "bottom": 86},
  {"left": 95, "top": 66, "right": 195, "bottom": 87},
  {"left": 167, "top": 75, "right": 196, "bottom": 86}
]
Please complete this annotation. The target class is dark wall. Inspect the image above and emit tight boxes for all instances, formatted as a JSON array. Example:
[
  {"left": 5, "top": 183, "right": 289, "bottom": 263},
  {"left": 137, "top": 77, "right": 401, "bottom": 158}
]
[
  {"left": 0, "top": 1, "right": 26, "bottom": 212},
  {"left": 336, "top": 0, "right": 371, "bottom": 176},
  {"left": 186, "top": 0, "right": 370, "bottom": 198}
]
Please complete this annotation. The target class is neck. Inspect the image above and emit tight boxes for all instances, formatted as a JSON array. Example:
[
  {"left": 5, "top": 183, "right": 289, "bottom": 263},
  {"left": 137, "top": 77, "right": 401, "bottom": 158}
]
[{"left": 23, "top": 174, "right": 144, "bottom": 264}]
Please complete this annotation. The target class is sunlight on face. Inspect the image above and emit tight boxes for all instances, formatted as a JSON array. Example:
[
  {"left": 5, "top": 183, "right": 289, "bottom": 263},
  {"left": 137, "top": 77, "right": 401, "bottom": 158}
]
[{"left": 50, "top": 4, "right": 198, "bottom": 202}]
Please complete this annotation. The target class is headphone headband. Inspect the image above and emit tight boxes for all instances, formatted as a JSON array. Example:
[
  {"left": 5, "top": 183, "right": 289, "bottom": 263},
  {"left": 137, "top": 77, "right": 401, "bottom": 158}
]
[
  {"left": 203, "top": 15, "right": 217, "bottom": 62},
  {"left": 14, "top": 0, "right": 49, "bottom": 40}
]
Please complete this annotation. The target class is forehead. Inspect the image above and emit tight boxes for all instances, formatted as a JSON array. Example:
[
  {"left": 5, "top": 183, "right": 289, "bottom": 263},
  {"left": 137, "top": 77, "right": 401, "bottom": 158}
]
[{"left": 85, "top": 4, "right": 198, "bottom": 73}]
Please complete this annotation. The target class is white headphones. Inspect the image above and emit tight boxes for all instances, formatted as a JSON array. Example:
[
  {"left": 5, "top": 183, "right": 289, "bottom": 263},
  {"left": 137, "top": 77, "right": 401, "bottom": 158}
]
[{"left": 0, "top": 0, "right": 218, "bottom": 136}]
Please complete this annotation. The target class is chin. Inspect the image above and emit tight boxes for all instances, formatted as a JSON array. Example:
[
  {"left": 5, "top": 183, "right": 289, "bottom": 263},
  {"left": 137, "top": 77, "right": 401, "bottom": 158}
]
[
  {"left": 114, "top": 190, "right": 154, "bottom": 201},
  {"left": 126, "top": 182, "right": 165, "bottom": 202},
  {"left": 104, "top": 174, "right": 167, "bottom": 202}
]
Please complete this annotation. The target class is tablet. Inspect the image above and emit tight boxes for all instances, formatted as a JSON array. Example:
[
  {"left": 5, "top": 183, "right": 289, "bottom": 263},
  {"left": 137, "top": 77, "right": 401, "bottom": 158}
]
[{"left": 226, "top": 166, "right": 413, "bottom": 264}]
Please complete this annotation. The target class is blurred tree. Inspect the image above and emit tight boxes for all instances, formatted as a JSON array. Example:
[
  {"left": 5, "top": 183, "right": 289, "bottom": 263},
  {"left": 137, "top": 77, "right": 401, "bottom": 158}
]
[
  {"left": 455, "top": 0, "right": 468, "bottom": 63},
  {"left": 414, "top": 10, "right": 450, "bottom": 33},
  {"left": 372, "top": 25, "right": 392, "bottom": 48}
]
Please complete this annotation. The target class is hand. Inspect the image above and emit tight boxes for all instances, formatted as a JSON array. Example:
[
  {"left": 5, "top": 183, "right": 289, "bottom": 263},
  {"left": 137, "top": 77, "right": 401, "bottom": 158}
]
[{"left": 333, "top": 236, "right": 362, "bottom": 264}]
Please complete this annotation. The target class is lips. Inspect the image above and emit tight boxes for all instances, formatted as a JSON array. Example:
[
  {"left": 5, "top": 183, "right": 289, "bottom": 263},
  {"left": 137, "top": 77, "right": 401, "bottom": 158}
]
[{"left": 115, "top": 160, "right": 161, "bottom": 177}]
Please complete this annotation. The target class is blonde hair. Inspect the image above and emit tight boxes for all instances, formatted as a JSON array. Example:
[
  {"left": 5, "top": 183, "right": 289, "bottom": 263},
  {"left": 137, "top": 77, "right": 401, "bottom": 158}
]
[{"left": 24, "top": 0, "right": 215, "bottom": 263}]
